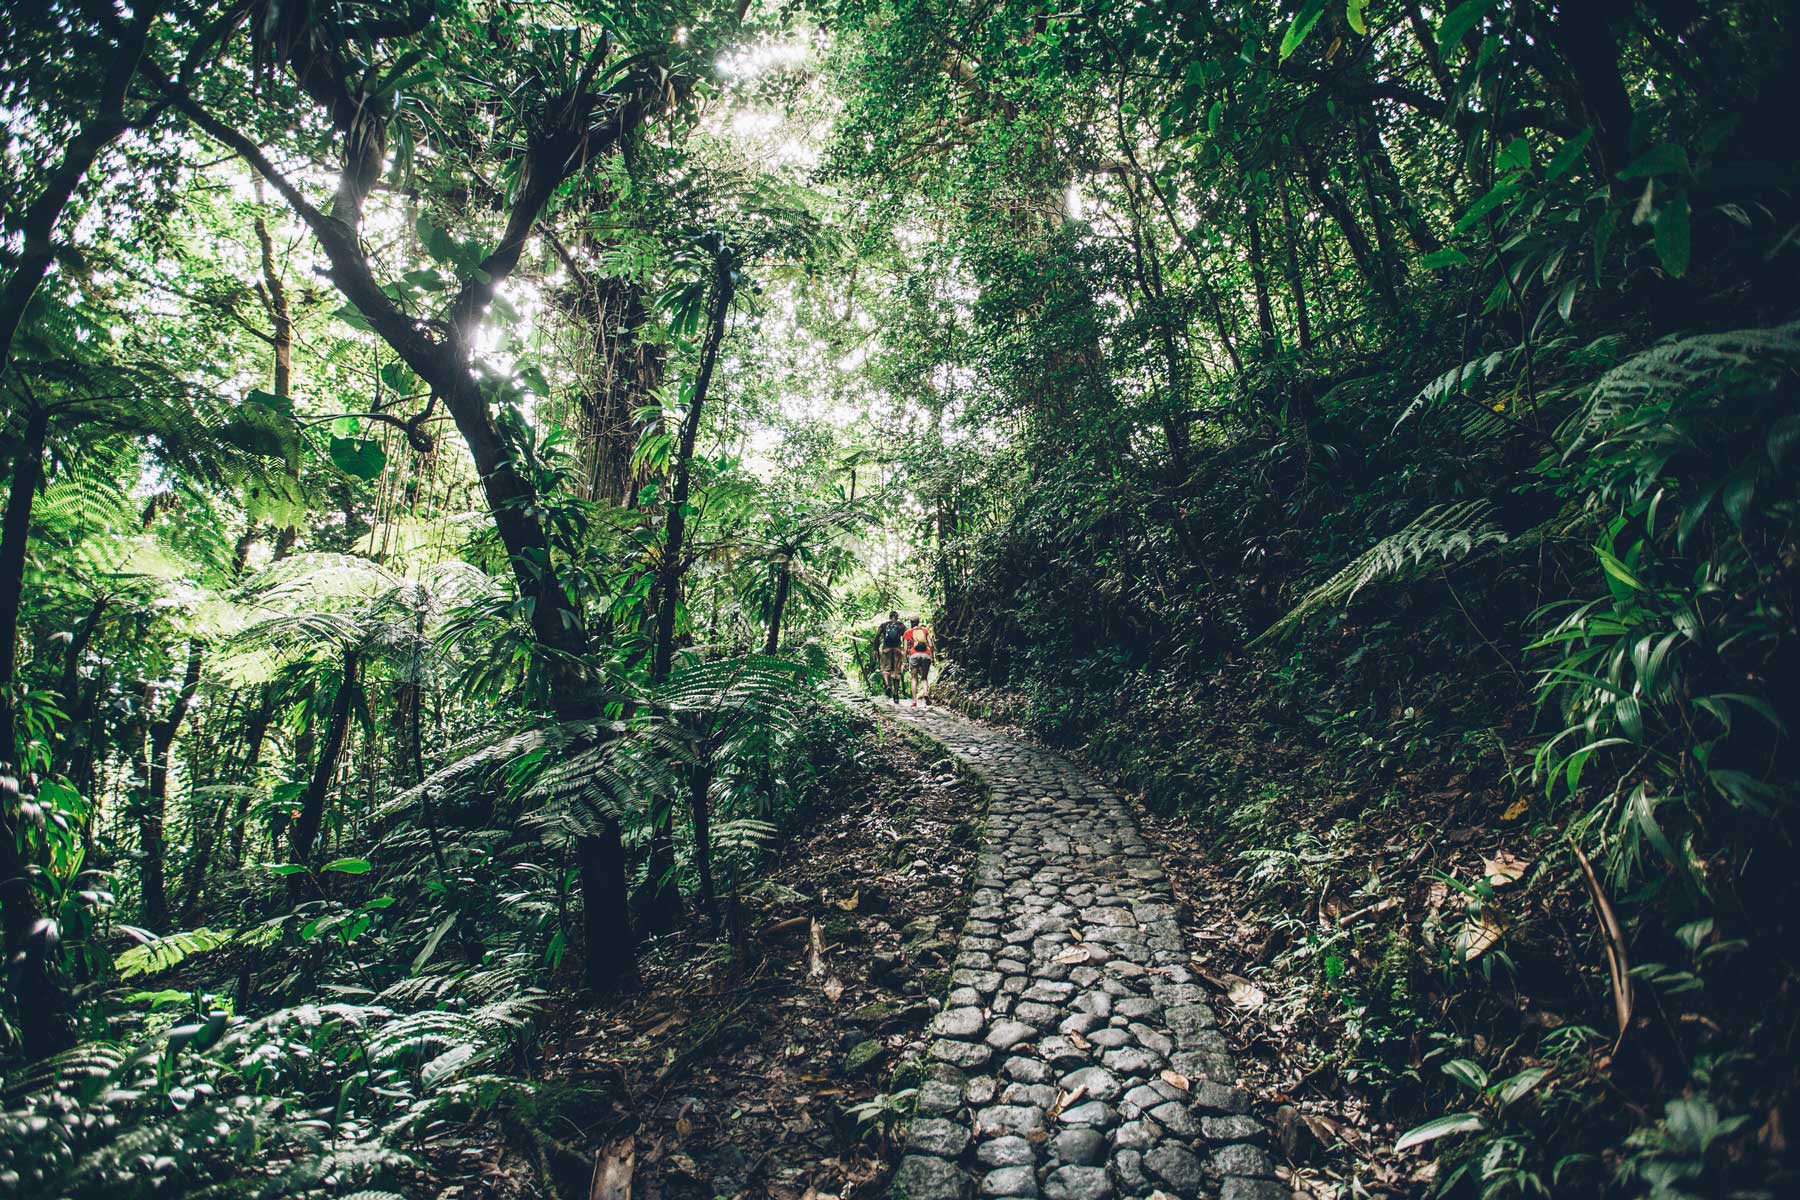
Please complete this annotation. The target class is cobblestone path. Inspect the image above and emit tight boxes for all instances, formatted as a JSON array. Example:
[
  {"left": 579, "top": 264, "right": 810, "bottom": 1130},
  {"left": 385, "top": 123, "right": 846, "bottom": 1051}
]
[{"left": 884, "top": 703, "right": 1284, "bottom": 1200}]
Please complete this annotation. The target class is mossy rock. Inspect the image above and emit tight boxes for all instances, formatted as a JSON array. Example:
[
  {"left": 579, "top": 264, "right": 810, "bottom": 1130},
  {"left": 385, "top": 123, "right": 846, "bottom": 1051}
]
[
  {"left": 847, "top": 999, "right": 908, "bottom": 1028},
  {"left": 844, "top": 1038, "right": 887, "bottom": 1076}
]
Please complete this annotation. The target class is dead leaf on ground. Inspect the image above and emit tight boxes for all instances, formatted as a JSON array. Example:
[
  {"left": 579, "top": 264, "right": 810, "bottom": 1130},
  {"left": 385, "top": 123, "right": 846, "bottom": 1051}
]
[
  {"left": 832, "top": 891, "right": 860, "bottom": 911},
  {"left": 806, "top": 918, "right": 827, "bottom": 979},
  {"left": 1067, "top": 1029, "right": 1092, "bottom": 1051},
  {"left": 1484, "top": 851, "right": 1530, "bottom": 887},
  {"left": 1302, "top": 1111, "right": 1356, "bottom": 1147},
  {"left": 1456, "top": 907, "right": 1504, "bottom": 961},
  {"left": 1047, "top": 1083, "right": 1087, "bottom": 1120},
  {"left": 643, "top": 1010, "right": 689, "bottom": 1038},
  {"left": 588, "top": 1137, "right": 634, "bottom": 1200},
  {"left": 1227, "top": 978, "right": 1268, "bottom": 1009},
  {"left": 1159, "top": 1068, "right": 1190, "bottom": 1091},
  {"left": 821, "top": 975, "right": 844, "bottom": 1003},
  {"left": 1501, "top": 796, "right": 1530, "bottom": 821},
  {"left": 1054, "top": 945, "right": 1088, "bottom": 965}
]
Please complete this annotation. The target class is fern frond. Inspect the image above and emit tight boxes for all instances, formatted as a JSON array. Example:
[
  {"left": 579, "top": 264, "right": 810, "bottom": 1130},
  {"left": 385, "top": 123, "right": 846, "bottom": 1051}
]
[
  {"left": 1255, "top": 500, "right": 1510, "bottom": 643},
  {"left": 114, "top": 926, "right": 235, "bottom": 980}
]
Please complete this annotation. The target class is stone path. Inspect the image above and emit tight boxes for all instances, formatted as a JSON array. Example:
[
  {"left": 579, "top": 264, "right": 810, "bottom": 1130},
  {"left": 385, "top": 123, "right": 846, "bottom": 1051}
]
[{"left": 882, "top": 703, "right": 1284, "bottom": 1200}]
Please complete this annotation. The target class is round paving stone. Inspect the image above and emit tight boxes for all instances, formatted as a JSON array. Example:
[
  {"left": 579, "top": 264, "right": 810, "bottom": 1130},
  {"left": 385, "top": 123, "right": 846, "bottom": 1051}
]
[
  {"left": 1210, "top": 1142, "right": 1277, "bottom": 1178},
  {"left": 1003, "top": 1055, "right": 1052, "bottom": 1084},
  {"left": 1049, "top": 1127, "right": 1106, "bottom": 1166},
  {"left": 976, "top": 1103, "right": 1047, "bottom": 1138},
  {"left": 980, "top": 1166, "right": 1039, "bottom": 1198},
  {"left": 1059, "top": 1065, "right": 1122, "bottom": 1102},
  {"left": 908, "top": 1117, "right": 973, "bottom": 1159},
  {"left": 934, "top": 1008, "right": 985, "bottom": 1037},
  {"left": 976, "top": 1135, "right": 1035, "bottom": 1168},
  {"left": 932, "top": 1039, "right": 994, "bottom": 1070},
  {"left": 1142, "top": 1143, "right": 1205, "bottom": 1193},
  {"left": 985, "top": 1018, "right": 1037, "bottom": 1050},
  {"left": 892, "top": 1154, "right": 973, "bottom": 1200},
  {"left": 1042, "top": 1165, "right": 1113, "bottom": 1200}
]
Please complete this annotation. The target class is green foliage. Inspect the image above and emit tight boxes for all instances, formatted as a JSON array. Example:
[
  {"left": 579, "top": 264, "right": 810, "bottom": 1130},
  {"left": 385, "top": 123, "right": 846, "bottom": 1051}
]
[{"left": 1257, "top": 501, "right": 1511, "bottom": 643}]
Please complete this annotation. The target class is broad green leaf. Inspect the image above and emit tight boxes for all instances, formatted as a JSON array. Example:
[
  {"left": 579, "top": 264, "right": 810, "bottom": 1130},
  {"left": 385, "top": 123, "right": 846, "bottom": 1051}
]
[
  {"left": 1496, "top": 137, "right": 1531, "bottom": 173},
  {"left": 323, "top": 856, "right": 373, "bottom": 875},
  {"left": 1494, "top": 1067, "right": 1550, "bottom": 1107},
  {"left": 1437, "top": 0, "right": 1499, "bottom": 54},
  {"left": 1397, "top": 1112, "right": 1486, "bottom": 1152},
  {"left": 1346, "top": 0, "right": 1369, "bottom": 35},
  {"left": 1620, "top": 143, "right": 1691, "bottom": 181},
  {"left": 413, "top": 912, "right": 458, "bottom": 971},
  {"left": 1596, "top": 548, "right": 1646, "bottom": 592},
  {"left": 329, "top": 436, "right": 387, "bottom": 480},
  {"left": 1280, "top": 0, "right": 1328, "bottom": 62},
  {"left": 1653, "top": 195, "right": 1691, "bottom": 277},
  {"left": 1422, "top": 247, "right": 1472, "bottom": 269},
  {"left": 1546, "top": 129, "right": 1595, "bottom": 180},
  {"left": 1454, "top": 176, "right": 1522, "bottom": 233},
  {"left": 1442, "top": 1058, "right": 1489, "bottom": 1090}
]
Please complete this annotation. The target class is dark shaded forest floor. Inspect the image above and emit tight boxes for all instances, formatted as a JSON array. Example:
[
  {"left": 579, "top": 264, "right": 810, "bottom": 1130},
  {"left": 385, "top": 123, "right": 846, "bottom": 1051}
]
[{"left": 419, "top": 712, "right": 982, "bottom": 1199}]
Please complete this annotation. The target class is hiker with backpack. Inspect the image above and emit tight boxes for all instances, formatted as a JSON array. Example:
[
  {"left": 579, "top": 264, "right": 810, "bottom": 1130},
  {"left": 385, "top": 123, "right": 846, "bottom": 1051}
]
[
  {"left": 904, "top": 617, "right": 934, "bottom": 705},
  {"left": 875, "top": 611, "right": 908, "bottom": 702}
]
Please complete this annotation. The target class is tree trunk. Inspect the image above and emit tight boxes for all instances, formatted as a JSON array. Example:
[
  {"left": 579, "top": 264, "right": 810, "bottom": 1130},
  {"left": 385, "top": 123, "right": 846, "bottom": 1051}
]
[
  {"left": 578, "top": 824, "right": 634, "bottom": 993},
  {"left": 1245, "top": 194, "right": 1278, "bottom": 355},
  {"left": 640, "top": 252, "right": 736, "bottom": 935},
  {"left": 688, "top": 753, "right": 717, "bottom": 929},
  {"left": 231, "top": 686, "right": 274, "bottom": 863},
  {"left": 179, "top": 689, "right": 241, "bottom": 919},
  {"left": 574, "top": 275, "right": 662, "bottom": 505},
  {"left": 1305, "top": 152, "right": 1399, "bottom": 319},
  {"left": 1402, "top": 0, "right": 1456, "bottom": 101},
  {"left": 1277, "top": 176, "right": 1315, "bottom": 352},
  {"left": 140, "top": 640, "right": 202, "bottom": 931},
  {"left": 254, "top": 212, "right": 301, "bottom": 551},
  {"left": 1545, "top": 0, "right": 1637, "bottom": 184},
  {"left": 652, "top": 255, "right": 737, "bottom": 684},
  {"left": 0, "top": 404, "right": 49, "bottom": 767},
  {"left": 0, "top": 414, "right": 73, "bottom": 1049},
  {"left": 0, "top": 3, "right": 161, "bottom": 366},
  {"left": 763, "top": 565, "right": 793, "bottom": 655},
  {"left": 290, "top": 651, "right": 357, "bottom": 867}
]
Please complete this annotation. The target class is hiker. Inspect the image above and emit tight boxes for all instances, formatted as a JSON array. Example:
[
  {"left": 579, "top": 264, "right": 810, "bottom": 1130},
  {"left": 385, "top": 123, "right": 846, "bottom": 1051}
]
[
  {"left": 904, "top": 616, "right": 934, "bottom": 705},
  {"left": 875, "top": 610, "right": 908, "bottom": 702}
]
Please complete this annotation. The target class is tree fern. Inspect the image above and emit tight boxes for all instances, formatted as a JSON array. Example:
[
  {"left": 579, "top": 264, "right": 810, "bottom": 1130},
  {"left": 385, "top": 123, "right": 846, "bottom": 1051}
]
[{"left": 1255, "top": 500, "right": 1511, "bottom": 643}]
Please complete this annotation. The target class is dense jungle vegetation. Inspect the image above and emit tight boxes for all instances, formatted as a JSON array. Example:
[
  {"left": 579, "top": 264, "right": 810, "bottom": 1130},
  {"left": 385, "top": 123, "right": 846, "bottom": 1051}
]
[{"left": 2, "top": 1, "right": 1797, "bottom": 1197}]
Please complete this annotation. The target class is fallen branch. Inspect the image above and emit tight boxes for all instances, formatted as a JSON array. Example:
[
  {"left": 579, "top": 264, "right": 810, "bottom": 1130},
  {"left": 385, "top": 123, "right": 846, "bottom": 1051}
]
[
  {"left": 1336, "top": 896, "right": 1400, "bottom": 927},
  {"left": 1570, "top": 840, "right": 1633, "bottom": 1048}
]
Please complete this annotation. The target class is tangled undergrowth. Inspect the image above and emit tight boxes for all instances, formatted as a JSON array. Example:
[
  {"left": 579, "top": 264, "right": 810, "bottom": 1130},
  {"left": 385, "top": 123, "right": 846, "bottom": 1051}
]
[{"left": 939, "top": 316, "right": 1800, "bottom": 1198}]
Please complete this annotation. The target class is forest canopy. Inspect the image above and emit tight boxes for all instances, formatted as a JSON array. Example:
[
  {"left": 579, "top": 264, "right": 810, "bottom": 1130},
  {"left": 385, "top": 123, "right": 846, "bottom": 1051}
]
[{"left": 2, "top": 1, "right": 1797, "bottom": 1198}]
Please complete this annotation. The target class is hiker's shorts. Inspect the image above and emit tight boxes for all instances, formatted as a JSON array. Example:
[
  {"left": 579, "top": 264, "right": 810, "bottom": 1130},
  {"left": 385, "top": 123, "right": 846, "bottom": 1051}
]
[
  {"left": 909, "top": 652, "right": 933, "bottom": 678},
  {"left": 880, "top": 647, "right": 905, "bottom": 673}
]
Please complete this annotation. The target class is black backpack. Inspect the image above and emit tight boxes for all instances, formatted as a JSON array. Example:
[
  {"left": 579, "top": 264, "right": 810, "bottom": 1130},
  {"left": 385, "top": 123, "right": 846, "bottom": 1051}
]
[{"left": 880, "top": 620, "right": 906, "bottom": 648}]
